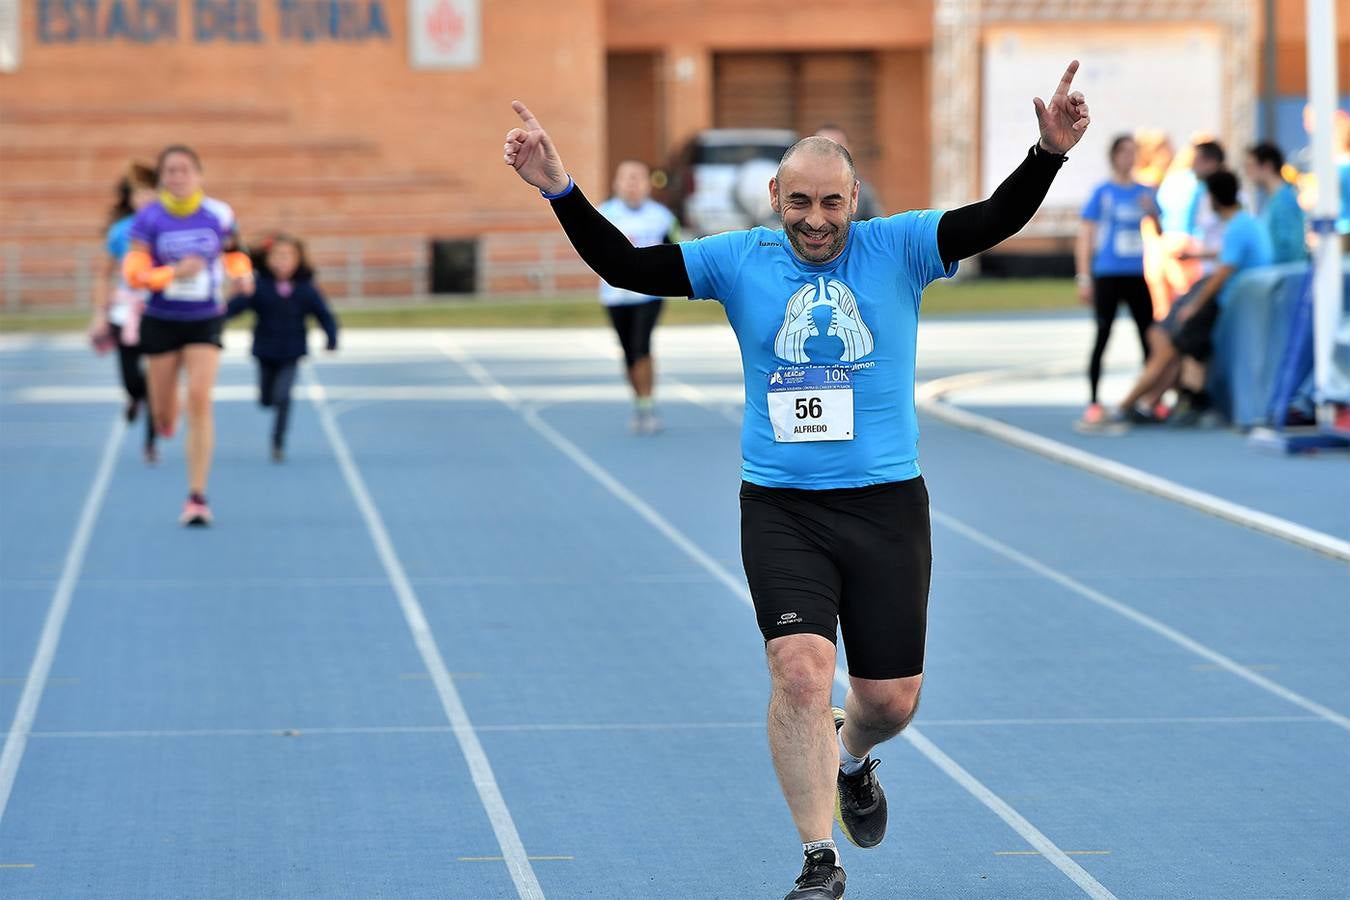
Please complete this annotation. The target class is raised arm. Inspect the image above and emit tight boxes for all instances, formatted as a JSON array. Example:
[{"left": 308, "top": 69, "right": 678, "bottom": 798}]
[
  {"left": 937, "top": 61, "right": 1091, "bottom": 266},
  {"left": 503, "top": 101, "right": 693, "bottom": 298}
]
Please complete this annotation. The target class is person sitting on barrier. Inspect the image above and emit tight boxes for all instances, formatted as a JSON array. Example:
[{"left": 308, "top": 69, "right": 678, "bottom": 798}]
[{"left": 1110, "top": 171, "right": 1272, "bottom": 427}]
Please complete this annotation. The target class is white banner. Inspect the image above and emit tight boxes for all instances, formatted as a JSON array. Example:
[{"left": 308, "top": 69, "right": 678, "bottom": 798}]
[
  {"left": 982, "top": 25, "right": 1223, "bottom": 211},
  {"left": 408, "top": 0, "right": 479, "bottom": 70}
]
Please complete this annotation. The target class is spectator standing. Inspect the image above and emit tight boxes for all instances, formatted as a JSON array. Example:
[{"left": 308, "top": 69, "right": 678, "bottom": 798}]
[
  {"left": 1076, "top": 134, "right": 1159, "bottom": 424},
  {"left": 1243, "top": 142, "right": 1307, "bottom": 263}
]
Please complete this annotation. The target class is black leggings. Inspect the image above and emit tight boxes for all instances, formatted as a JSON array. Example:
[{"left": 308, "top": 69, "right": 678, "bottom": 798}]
[
  {"left": 258, "top": 358, "right": 299, "bottom": 446},
  {"left": 605, "top": 299, "right": 663, "bottom": 368},
  {"left": 1089, "top": 275, "right": 1153, "bottom": 403},
  {"left": 108, "top": 323, "right": 155, "bottom": 449}
]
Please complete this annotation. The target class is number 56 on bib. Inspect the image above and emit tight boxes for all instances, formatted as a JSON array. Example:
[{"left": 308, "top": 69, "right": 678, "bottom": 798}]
[{"left": 767, "top": 366, "right": 854, "bottom": 443}]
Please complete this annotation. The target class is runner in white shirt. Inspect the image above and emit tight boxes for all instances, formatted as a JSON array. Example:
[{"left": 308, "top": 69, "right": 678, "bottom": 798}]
[{"left": 597, "top": 160, "right": 680, "bottom": 434}]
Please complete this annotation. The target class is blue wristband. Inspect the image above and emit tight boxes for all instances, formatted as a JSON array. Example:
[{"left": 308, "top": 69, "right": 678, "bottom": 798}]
[{"left": 541, "top": 177, "right": 575, "bottom": 200}]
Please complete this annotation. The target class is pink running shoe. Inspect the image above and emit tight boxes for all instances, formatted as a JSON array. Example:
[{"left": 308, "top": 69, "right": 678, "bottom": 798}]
[
  {"left": 1081, "top": 403, "right": 1105, "bottom": 425},
  {"left": 179, "top": 499, "right": 212, "bottom": 527}
]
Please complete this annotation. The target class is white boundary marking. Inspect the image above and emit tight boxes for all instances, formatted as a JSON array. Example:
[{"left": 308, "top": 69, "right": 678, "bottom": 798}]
[
  {"left": 305, "top": 368, "right": 545, "bottom": 900},
  {"left": 440, "top": 340, "right": 1119, "bottom": 900},
  {"left": 13, "top": 714, "right": 1322, "bottom": 741},
  {"left": 932, "top": 511, "right": 1350, "bottom": 732},
  {"left": 0, "top": 416, "right": 125, "bottom": 824},
  {"left": 916, "top": 366, "right": 1350, "bottom": 563}
]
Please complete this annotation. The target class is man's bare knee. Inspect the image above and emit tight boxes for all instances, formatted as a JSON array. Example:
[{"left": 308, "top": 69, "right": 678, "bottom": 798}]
[
  {"left": 851, "top": 677, "right": 922, "bottom": 735},
  {"left": 767, "top": 636, "right": 836, "bottom": 708}
]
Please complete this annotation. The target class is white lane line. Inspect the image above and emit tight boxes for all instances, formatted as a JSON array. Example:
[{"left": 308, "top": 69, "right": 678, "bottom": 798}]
[
  {"left": 932, "top": 511, "right": 1350, "bottom": 732},
  {"left": 7, "top": 383, "right": 745, "bottom": 406},
  {"left": 916, "top": 368, "right": 1350, "bottom": 563},
  {"left": 0, "top": 416, "right": 125, "bottom": 824},
  {"left": 15, "top": 713, "right": 1324, "bottom": 742},
  {"left": 305, "top": 368, "right": 545, "bottom": 900},
  {"left": 440, "top": 340, "right": 1119, "bottom": 900},
  {"left": 4, "top": 572, "right": 716, "bottom": 591}
]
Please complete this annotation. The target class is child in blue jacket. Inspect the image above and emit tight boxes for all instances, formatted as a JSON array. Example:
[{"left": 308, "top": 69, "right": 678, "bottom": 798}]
[{"left": 227, "top": 234, "right": 338, "bottom": 461}]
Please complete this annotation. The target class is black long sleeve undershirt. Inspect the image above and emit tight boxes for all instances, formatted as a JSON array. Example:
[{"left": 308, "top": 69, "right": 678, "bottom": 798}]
[
  {"left": 548, "top": 186, "right": 694, "bottom": 298},
  {"left": 935, "top": 144, "right": 1066, "bottom": 267},
  {"left": 546, "top": 143, "right": 1064, "bottom": 297}
]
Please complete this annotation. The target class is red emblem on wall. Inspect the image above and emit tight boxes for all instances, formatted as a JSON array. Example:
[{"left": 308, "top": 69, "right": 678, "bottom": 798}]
[{"left": 426, "top": 0, "right": 465, "bottom": 53}]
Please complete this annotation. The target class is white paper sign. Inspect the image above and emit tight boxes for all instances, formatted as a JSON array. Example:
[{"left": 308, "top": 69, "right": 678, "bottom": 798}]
[{"left": 408, "top": 0, "right": 480, "bottom": 70}]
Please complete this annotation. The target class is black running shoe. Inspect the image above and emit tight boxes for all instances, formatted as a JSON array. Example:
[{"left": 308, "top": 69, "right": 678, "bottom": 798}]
[
  {"left": 1166, "top": 404, "right": 1202, "bottom": 428},
  {"left": 1124, "top": 405, "right": 1159, "bottom": 425},
  {"left": 833, "top": 707, "right": 888, "bottom": 848},
  {"left": 784, "top": 848, "right": 845, "bottom": 900}
]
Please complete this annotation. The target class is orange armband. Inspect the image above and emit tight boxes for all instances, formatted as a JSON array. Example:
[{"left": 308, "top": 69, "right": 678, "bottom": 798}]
[
  {"left": 223, "top": 251, "right": 253, "bottom": 279},
  {"left": 123, "top": 250, "right": 175, "bottom": 292}
]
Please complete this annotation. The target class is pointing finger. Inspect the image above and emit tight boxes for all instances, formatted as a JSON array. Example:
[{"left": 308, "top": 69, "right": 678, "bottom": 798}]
[
  {"left": 1054, "top": 59, "right": 1080, "bottom": 98},
  {"left": 511, "top": 100, "right": 543, "bottom": 131}
]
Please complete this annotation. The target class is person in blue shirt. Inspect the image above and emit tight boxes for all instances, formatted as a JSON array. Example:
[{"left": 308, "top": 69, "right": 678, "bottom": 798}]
[
  {"left": 1243, "top": 142, "right": 1307, "bottom": 264},
  {"left": 1075, "top": 134, "right": 1159, "bottom": 424},
  {"left": 89, "top": 163, "right": 161, "bottom": 462},
  {"left": 597, "top": 160, "right": 680, "bottom": 434},
  {"left": 226, "top": 233, "right": 338, "bottom": 462},
  {"left": 1113, "top": 171, "right": 1273, "bottom": 426},
  {"left": 504, "top": 60, "right": 1091, "bottom": 900}
]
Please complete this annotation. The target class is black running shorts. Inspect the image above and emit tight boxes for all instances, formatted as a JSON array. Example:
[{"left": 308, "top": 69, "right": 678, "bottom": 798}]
[
  {"left": 740, "top": 477, "right": 932, "bottom": 680},
  {"left": 605, "top": 299, "right": 663, "bottom": 368},
  {"left": 1171, "top": 300, "right": 1221, "bottom": 361},
  {"left": 139, "top": 314, "right": 225, "bottom": 355}
]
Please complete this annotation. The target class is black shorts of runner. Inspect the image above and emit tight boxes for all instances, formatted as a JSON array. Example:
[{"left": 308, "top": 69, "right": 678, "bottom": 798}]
[
  {"left": 1170, "top": 300, "right": 1221, "bottom": 362},
  {"left": 605, "top": 299, "right": 663, "bottom": 368},
  {"left": 139, "top": 314, "right": 225, "bottom": 355},
  {"left": 740, "top": 477, "right": 932, "bottom": 680}
]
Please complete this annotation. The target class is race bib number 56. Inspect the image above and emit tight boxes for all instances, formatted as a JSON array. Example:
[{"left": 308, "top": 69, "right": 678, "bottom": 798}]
[{"left": 767, "top": 366, "right": 854, "bottom": 442}]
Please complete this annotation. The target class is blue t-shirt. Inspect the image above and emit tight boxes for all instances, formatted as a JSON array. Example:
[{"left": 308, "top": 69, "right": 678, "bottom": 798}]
[
  {"left": 680, "top": 212, "right": 957, "bottom": 490},
  {"left": 1156, "top": 170, "right": 1197, "bottom": 235},
  {"left": 1081, "top": 181, "right": 1154, "bottom": 276},
  {"left": 1217, "top": 211, "right": 1274, "bottom": 305},
  {"left": 106, "top": 215, "right": 134, "bottom": 262},
  {"left": 1257, "top": 182, "right": 1307, "bottom": 264}
]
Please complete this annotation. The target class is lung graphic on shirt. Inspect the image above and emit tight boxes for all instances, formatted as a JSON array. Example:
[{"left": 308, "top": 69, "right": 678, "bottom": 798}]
[{"left": 773, "top": 276, "right": 874, "bottom": 364}]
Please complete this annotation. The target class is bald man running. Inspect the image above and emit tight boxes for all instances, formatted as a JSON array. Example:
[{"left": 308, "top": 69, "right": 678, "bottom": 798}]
[{"left": 504, "top": 62, "right": 1090, "bottom": 900}]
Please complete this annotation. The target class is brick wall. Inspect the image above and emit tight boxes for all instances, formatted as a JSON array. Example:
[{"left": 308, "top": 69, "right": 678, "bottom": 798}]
[{"left": 1, "top": 0, "right": 605, "bottom": 306}]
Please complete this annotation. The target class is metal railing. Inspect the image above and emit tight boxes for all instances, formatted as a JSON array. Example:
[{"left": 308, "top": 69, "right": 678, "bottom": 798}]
[{"left": 0, "top": 234, "right": 603, "bottom": 311}]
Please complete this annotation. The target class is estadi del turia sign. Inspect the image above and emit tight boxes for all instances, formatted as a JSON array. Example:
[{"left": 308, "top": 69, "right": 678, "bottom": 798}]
[{"left": 11, "top": 0, "right": 479, "bottom": 61}]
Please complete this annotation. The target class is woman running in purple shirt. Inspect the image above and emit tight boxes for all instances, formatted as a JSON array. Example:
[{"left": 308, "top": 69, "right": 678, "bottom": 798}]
[{"left": 123, "top": 145, "right": 255, "bottom": 526}]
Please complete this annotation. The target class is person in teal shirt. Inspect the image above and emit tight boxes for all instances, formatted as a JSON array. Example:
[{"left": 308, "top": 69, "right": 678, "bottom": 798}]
[{"left": 1243, "top": 142, "right": 1307, "bottom": 263}]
